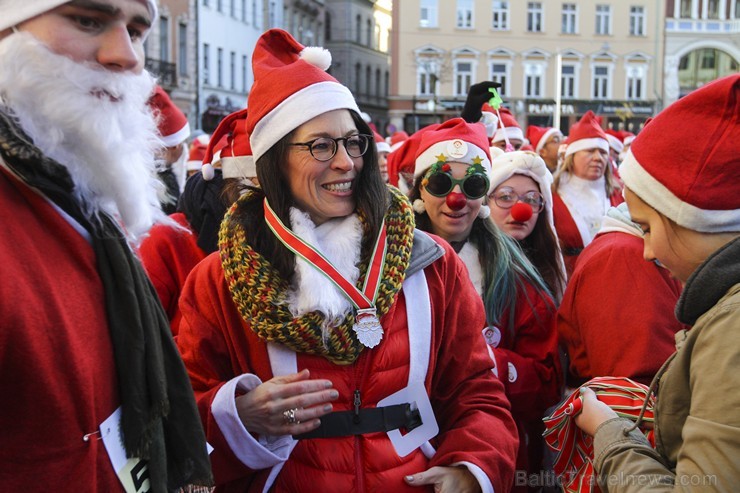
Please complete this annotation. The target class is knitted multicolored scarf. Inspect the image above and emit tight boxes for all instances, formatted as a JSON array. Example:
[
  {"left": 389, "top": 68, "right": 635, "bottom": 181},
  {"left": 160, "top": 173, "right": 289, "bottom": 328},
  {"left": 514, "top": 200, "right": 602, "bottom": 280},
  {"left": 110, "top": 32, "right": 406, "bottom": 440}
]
[{"left": 219, "top": 186, "right": 414, "bottom": 364}]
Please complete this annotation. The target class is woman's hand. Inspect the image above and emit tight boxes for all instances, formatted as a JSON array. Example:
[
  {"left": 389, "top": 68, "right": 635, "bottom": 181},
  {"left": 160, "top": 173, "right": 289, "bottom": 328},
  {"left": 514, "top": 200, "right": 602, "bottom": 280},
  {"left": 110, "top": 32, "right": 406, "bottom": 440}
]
[
  {"left": 404, "top": 466, "right": 481, "bottom": 493},
  {"left": 574, "top": 387, "right": 619, "bottom": 436},
  {"left": 235, "top": 369, "right": 339, "bottom": 437}
]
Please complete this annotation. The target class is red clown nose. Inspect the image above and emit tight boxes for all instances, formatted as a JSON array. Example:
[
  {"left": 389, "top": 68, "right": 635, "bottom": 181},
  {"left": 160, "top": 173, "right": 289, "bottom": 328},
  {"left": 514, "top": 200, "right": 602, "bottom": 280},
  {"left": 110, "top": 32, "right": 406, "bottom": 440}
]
[
  {"left": 446, "top": 192, "right": 467, "bottom": 211},
  {"left": 510, "top": 202, "right": 533, "bottom": 222}
]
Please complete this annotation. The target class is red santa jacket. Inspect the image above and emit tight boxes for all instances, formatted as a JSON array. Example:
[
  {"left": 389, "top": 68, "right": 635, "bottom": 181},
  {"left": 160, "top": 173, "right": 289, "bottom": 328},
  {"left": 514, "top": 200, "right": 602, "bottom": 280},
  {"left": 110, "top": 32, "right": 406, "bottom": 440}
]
[
  {"left": 552, "top": 191, "right": 623, "bottom": 278},
  {"left": 557, "top": 230, "right": 688, "bottom": 387},
  {"left": 0, "top": 167, "right": 123, "bottom": 492},
  {"left": 138, "top": 212, "right": 206, "bottom": 336},
  {"left": 176, "top": 237, "right": 518, "bottom": 493}
]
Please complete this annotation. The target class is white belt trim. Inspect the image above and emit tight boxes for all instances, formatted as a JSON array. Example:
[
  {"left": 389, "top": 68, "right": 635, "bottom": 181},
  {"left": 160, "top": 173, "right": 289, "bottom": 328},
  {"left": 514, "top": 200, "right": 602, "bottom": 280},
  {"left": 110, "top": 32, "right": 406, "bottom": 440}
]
[{"left": 261, "top": 270, "right": 432, "bottom": 491}]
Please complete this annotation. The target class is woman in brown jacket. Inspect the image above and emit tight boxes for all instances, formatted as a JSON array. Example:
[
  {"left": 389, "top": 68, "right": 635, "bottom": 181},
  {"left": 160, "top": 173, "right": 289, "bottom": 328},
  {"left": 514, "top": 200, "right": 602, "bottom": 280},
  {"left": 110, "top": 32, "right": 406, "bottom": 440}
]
[{"left": 575, "top": 74, "right": 740, "bottom": 491}]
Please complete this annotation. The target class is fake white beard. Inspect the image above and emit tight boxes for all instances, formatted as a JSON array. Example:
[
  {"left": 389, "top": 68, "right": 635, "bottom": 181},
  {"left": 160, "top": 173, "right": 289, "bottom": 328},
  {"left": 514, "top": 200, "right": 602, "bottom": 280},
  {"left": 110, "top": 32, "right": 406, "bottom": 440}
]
[{"left": 0, "top": 33, "right": 167, "bottom": 243}]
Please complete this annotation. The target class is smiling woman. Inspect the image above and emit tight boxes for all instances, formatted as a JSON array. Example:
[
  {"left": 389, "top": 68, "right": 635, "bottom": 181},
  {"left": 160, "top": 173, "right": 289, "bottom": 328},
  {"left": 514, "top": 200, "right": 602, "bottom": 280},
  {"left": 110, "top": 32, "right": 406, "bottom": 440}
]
[{"left": 176, "top": 29, "right": 519, "bottom": 493}]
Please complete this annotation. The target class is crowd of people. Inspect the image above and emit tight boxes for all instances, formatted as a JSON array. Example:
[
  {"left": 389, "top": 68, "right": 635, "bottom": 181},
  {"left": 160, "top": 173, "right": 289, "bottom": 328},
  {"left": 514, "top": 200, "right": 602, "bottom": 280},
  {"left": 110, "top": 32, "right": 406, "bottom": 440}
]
[{"left": 1, "top": 2, "right": 738, "bottom": 492}]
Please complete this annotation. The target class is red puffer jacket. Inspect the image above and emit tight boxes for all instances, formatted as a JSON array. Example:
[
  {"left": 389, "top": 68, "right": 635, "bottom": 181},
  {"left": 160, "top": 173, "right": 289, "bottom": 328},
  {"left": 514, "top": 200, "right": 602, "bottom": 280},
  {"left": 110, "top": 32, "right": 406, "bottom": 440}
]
[{"left": 177, "top": 237, "right": 518, "bottom": 493}]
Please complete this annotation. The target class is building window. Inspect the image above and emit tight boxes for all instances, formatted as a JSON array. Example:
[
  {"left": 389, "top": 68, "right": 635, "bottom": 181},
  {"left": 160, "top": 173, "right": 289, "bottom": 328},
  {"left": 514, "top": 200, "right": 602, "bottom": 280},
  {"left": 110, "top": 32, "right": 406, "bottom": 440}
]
[
  {"left": 707, "top": 0, "right": 720, "bottom": 18},
  {"left": 527, "top": 2, "right": 544, "bottom": 32},
  {"left": 217, "top": 47, "right": 223, "bottom": 87},
  {"left": 489, "top": 62, "right": 510, "bottom": 96},
  {"left": 241, "top": 0, "right": 247, "bottom": 22},
  {"left": 355, "top": 64, "right": 362, "bottom": 95},
  {"left": 595, "top": 5, "right": 611, "bottom": 35},
  {"left": 365, "top": 66, "right": 372, "bottom": 96},
  {"left": 701, "top": 49, "right": 716, "bottom": 69},
  {"left": 630, "top": 6, "right": 645, "bottom": 35},
  {"left": 230, "top": 51, "right": 236, "bottom": 90},
  {"left": 385, "top": 71, "right": 390, "bottom": 97},
  {"left": 217, "top": 0, "right": 222, "bottom": 13},
  {"left": 367, "top": 19, "right": 372, "bottom": 47},
  {"left": 454, "top": 61, "right": 474, "bottom": 96},
  {"left": 524, "top": 63, "right": 544, "bottom": 98},
  {"left": 356, "top": 15, "right": 362, "bottom": 43},
  {"left": 268, "top": 1, "right": 276, "bottom": 27},
  {"left": 626, "top": 65, "right": 646, "bottom": 100},
  {"left": 417, "top": 60, "right": 439, "bottom": 96},
  {"left": 230, "top": 0, "right": 235, "bottom": 17},
  {"left": 562, "top": 3, "right": 577, "bottom": 34},
  {"left": 492, "top": 1, "right": 509, "bottom": 30},
  {"left": 592, "top": 65, "right": 610, "bottom": 98},
  {"left": 680, "top": 0, "right": 692, "bottom": 17},
  {"left": 178, "top": 23, "right": 187, "bottom": 76},
  {"left": 252, "top": 0, "right": 258, "bottom": 27},
  {"left": 561, "top": 64, "right": 576, "bottom": 98},
  {"left": 203, "top": 43, "right": 210, "bottom": 85},
  {"left": 376, "top": 68, "right": 381, "bottom": 97},
  {"left": 457, "top": 0, "right": 474, "bottom": 28},
  {"left": 420, "top": 0, "right": 438, "bottom": 27},
  {"left": 159, "top": 16, "right": 168, "bottom": 61},
  {"left": 203, "top": 0, "right": 209, "bottom": 6},
  {"left": 242, "top": 55, "right": 248, "bottom": 92}
]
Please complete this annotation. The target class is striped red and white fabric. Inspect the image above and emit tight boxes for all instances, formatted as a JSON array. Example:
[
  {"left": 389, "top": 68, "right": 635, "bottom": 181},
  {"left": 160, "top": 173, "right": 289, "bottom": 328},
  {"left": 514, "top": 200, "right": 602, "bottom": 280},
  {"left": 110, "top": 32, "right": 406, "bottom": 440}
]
[{"left": 543, "top": 377, "right": 656, "bottom": 493}]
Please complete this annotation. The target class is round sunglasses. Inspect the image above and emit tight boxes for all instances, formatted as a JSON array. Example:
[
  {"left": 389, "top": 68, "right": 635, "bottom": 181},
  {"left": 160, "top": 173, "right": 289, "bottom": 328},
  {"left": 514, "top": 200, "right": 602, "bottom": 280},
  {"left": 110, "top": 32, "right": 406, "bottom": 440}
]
[{"left": 424, "top": 172, "right": 490, "bottom": 200}]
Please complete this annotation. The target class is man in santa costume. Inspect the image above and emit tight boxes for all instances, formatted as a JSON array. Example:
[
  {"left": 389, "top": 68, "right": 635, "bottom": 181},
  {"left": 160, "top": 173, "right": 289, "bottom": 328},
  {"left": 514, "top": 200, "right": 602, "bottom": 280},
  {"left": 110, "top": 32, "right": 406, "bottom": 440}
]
[
  {"left": 526, "top": 124, "right": 563, "bottom": 173},
  {"left": 0, "top": 1, "right": 212, "bottom": 491}
]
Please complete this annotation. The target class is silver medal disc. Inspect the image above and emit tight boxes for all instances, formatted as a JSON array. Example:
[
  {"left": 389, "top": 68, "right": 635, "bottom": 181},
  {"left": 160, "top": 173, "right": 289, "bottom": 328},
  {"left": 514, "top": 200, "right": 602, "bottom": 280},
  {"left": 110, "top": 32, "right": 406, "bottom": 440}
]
[{"left": 353, "top": 312, "right": 383, "bottom": 348}]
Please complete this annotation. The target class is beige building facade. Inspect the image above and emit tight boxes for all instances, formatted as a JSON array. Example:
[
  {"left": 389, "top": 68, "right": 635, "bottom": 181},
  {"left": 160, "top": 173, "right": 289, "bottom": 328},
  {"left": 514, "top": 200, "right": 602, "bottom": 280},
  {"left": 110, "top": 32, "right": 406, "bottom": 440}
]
[{"left": 391, "top": 0, "right": 664, "bottom": 136}]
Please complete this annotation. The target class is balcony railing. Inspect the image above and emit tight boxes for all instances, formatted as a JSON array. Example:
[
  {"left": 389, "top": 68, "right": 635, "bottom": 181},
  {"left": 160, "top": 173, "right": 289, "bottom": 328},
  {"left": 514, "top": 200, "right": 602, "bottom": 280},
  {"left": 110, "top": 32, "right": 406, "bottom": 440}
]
[
  {"left": 666, "top": 18, "right": 740, "bottom": 33},
  {"left": 145, "top": 59, "right": 177, "bottom": 89}
]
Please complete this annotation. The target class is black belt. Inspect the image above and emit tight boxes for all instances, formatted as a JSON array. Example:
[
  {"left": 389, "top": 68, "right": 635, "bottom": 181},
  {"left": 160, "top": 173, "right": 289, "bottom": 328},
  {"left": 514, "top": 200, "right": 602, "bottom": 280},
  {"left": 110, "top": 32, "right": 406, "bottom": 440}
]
[{"left": 293, "top": 404, "right": 422, "bottom": 440}]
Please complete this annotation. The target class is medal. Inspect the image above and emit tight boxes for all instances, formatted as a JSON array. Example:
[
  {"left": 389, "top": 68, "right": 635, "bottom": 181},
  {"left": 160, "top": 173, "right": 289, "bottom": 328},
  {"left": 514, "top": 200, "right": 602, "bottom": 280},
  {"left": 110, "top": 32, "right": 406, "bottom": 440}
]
[
  {"left": 353, "top": 308, "right": 383, "bottom": 348},
  {"left": 264, "top": 200, "right": 388, "bottom": 348}
]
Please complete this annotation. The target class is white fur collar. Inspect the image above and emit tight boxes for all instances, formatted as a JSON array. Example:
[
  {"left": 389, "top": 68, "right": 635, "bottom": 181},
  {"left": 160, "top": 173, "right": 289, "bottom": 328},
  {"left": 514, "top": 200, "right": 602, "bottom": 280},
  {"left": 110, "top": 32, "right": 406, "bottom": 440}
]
[
  {"left": 286, "top": 208, "right": 363, "bottom": 321},
  {"left": 457, "top": 242, "right": 483, "bottom": 296},
  {"left": 558, "top": 174, "right": 610, "bottom": 245}
]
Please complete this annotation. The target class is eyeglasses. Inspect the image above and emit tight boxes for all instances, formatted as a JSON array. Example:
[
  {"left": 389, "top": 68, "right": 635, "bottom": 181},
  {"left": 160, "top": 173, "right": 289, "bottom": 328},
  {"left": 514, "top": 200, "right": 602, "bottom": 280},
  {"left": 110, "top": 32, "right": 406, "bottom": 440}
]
[
  {"left": 289, "top": 134, "right": 372, "bottom": 162},
  {"left": 490, "top": 187, "right": 545, "bottom": 213},
  {"left": 424, "top": 172, "right": 490, "bottom": 200}
]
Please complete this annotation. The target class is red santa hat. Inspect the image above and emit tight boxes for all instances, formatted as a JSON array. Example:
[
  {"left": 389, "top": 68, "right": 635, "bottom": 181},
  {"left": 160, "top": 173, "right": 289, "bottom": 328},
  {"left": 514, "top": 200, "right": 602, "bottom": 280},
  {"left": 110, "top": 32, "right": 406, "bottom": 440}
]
[
  {"left": 374, "top": 131, "right": 391, "bottom": 154},
  {"left": 245, "top": 29, "right": 359, "bottom": 163},
  {"left": 148, "top": 85, "right": 191, "bottom": 147},
  {"left": 389, "top": 131, "right": 410, "bottom": 152},
  {"left": 414, "top": 118, "right": 493, "bottom": 190},
  {"left": 187, "top": 134, "right": 210, "bottom": 172},
  {"left": 527, "top": 125, "right": 563, "bottom": 154},
  {"left": 386, "top": 125, "right": 438, "bottom": 189},
  {"left": 605, "top": 129, "right": 625, "bottom": 154},
  {"left": 202, "top": 108, "right": 254, "bottom": 182},
  {"left": 492, "top": 107, "right": 524, "bottom": 144},
  {"left": 620, "top": 74, "right": 740, "bottom": 233},
  {"left": 1, "top": 0, "right": 158, "bottom": 32},
  {"left": 564, "top": 111, "right": 609, "bottom": 157}
]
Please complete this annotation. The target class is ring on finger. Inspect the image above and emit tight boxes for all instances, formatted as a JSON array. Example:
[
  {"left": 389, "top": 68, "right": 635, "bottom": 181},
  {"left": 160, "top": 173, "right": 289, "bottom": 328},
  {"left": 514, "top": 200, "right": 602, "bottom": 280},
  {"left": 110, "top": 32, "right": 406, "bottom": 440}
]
[{"left": 283, "top": 407, "right": 300, "bottom": 425}]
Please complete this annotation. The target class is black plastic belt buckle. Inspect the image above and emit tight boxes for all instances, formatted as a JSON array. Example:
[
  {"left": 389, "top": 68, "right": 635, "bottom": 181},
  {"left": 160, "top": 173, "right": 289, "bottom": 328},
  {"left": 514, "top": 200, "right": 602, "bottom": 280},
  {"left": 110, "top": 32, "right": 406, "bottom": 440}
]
[{"left": 293, "top": 403, "right": 422, "bottom": 440}]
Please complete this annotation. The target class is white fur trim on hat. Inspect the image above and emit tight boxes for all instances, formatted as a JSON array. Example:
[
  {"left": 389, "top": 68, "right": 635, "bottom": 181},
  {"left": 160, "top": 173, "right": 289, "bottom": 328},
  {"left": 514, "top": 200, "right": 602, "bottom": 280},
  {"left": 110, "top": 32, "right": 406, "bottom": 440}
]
[
  {"left": 564, "top": 137, "right": 609, "bottom": 157},
  {"left": 480, "top": 111, "right": 499, "bottom": 139},
  {"left": 222, "top": 156, "right": 256, "bottom": 179},
  {"left": 534, "top": 128, "right": 561, "bottom": 154},
  {"left": 1, "top": 0, "right": 158, "bottom": 32},
  {"left": 605, "top": 134, "right": 624, "bottom": 153},
  {"left": 620, "top": 149, "right": 740, "bottom": 232},
  {"left": 250, "top": 81, "right": 360, "bottom": 162},
  {"left": 414, "top": 140, "right": 492, "bottom": 182},
  {"left": 492, "top": 126, "right": 524, "bottom": 144},
  {"left": 376, "top": 141, "right": 391, "bottom": 154},
  {"left": 623, "top": 135, "right": 636, "bottom": 146},
  {"left": 159, "top": 122, "right": 191, "bottom": 148}
]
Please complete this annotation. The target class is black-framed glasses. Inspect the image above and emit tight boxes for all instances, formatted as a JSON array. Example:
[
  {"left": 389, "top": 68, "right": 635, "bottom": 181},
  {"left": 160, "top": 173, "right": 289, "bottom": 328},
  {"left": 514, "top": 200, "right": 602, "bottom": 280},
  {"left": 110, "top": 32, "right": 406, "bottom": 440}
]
[
  {"left": 424, "top": 172, "right": 489, "bottom": 200},
  {"left": 289, "top": 134, "right": 372, "bottom": 162},
  {"left": 490, "top": 187, "right": 545, "bottom": 213}
]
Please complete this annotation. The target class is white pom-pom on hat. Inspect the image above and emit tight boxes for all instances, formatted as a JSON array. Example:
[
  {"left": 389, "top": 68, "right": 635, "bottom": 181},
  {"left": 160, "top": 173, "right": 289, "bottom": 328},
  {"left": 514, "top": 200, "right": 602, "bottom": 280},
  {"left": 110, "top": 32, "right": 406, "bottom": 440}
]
[{"left": 300, "top": 46, "right": 332, "bottom": 71}]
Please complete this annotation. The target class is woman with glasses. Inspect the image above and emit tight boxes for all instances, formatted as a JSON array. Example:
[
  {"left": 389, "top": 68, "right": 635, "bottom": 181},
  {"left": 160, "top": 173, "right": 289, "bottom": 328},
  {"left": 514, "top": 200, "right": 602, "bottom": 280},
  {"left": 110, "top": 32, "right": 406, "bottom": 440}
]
[
  {"left": 488, "top": 151, "right": 567, "bottom": 301},
  {"left": 408, "top": 119, "right": 562, "bottom": 491},
  {"left": 175, "top": 30, "right": 518, "bottom": 493},
  {"left": 552, "top": 111, "right": 623, "bottom": 277}
]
